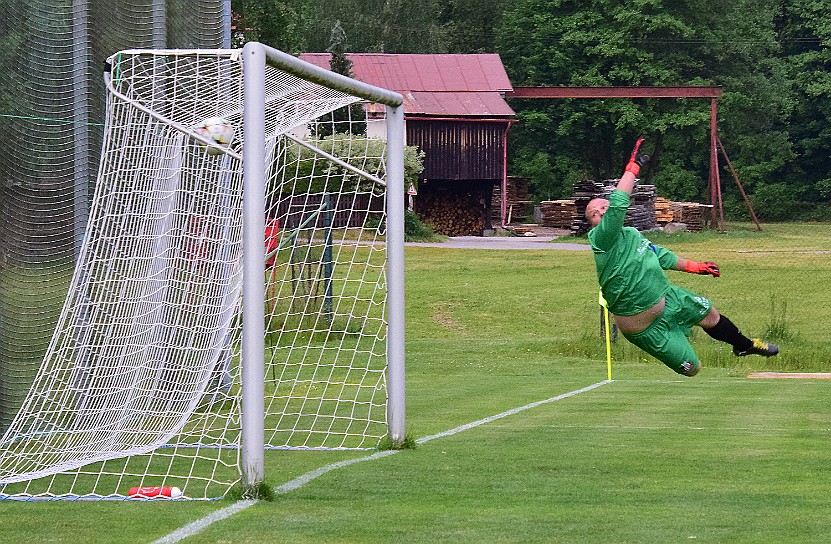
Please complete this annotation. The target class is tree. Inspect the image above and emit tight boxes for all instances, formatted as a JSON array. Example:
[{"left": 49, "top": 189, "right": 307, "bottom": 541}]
[
  {"left": 438, "top": 0, "right": 510, "bottom": 53},
  {"left": 311, "top": 20, "right": 367, "bottom": 137},
  {"left": 496, "top": 0, "right": 792, "bottom": 208},
  {"left": 303, "top": 0, "right": 450, "bottom": 53},
  {"left": 231, "top": 0, "right": 308, "bottom": 53},
  {"left": 327, "top": 20, "right": 353, "bottom": 75},
  {"left": 775, "top": 0, "right": 831, "bottom": 214}
]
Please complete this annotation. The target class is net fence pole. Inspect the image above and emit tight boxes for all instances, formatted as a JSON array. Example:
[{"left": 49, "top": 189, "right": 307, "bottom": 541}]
[
  {"left": 152, "top": 0, "right": 165, "bottom": 48},
  {"left": 241, "top": 41, "right": 267, "bottom": 496},
  {"left": 72, "top": 0, "right": 89, "bottom": 261},
  {"left": 222, "top": 0, "right": 232, "bottom": 47},
  {"left": 385, "top": 104, "right": 406, "bottom": 445}
]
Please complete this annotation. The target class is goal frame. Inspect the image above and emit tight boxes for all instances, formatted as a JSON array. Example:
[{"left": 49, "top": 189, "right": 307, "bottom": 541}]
[{"left": 240, "top": 42, "right": 406, "bottom": 495}]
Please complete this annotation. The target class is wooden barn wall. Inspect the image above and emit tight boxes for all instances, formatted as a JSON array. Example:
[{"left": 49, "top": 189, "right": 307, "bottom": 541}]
[{"left": 407, "top": 120, "right": 507, "bottom": 181}]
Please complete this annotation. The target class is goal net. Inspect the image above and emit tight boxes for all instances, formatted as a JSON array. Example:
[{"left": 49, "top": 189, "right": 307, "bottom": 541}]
[{"left": 0, "top": 46, "right": 406, "bottom": 500}]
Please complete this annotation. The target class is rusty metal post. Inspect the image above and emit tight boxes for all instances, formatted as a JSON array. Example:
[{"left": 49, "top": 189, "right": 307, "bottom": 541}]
[
  {"left": 717, "top": 137, "right": 762, "bottom": 232},
  {"left": 709, "top": 98, "right": 724, "bottom": 230}
]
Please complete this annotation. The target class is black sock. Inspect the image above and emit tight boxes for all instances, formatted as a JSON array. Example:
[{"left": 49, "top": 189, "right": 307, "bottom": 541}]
[{"left": 704, "top": 314, "right": 753, "bottom": 351}]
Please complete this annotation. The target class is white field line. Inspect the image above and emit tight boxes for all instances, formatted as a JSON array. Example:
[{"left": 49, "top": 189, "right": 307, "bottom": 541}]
[
  {"left": 275, "top": 450, "right": 399, "bottom": 494},
  {"left": 415, "top": 380, "right": 610, "bottom": 445},
  {"left": 150, "top": 379, "right": 611, "bottom": 544},
  {"left": 150, "top": 499, "right": 256, "bottom": 544}
]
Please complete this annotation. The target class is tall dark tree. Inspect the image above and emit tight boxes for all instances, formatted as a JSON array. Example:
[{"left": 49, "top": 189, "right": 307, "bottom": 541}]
[
  {"left": 438, "top": 0, "right": 510, "bottom": 53},
  {"left": 327, "top": 20, "right": 353, "bottom": 75},
  {"left": 316, "top": 20, "right": 366, "bottom": 137}
]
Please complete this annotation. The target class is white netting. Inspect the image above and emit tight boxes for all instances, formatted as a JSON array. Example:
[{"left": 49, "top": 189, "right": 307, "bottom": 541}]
[
  {"left": 0, "top": 49, "right": 392, "bottom": 500},
  {"left": 0, "top": 0, "right": 229, "bottom": 443}
]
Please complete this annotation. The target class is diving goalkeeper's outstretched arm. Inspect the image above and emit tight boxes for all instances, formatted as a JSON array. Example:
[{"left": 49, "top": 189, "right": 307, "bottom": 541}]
[{"left": 617, "top": 137, "right": 648, "bottom": 195}]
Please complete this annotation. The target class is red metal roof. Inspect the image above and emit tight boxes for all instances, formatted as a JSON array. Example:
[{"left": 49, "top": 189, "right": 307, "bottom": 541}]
[
  {"left": 298, "top": 53, "right": 515, "bottom": 118},
  {"left": 404, "top": 91, "right": 515, "bottom": 116}
]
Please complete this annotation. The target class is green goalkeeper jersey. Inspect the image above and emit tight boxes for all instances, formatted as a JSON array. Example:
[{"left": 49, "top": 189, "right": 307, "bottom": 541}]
[{"left": 588, "top": 190, "right": 679, "bottom": 316}]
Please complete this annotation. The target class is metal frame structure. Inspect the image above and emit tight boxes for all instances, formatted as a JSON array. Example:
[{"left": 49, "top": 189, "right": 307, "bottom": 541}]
[
  {"left": 506, "top": 86, "right": 760, "bottom": 231},
  {"left": 241, "top": 42, "right": 406, "bottom": 495}
]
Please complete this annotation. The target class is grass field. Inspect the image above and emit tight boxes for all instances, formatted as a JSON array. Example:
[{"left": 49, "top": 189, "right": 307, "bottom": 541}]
[{"left": 2, "top": 222, "right": 830, "bottom": 543}]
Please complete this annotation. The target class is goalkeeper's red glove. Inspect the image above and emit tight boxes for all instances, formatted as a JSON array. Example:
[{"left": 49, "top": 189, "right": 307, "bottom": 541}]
[
  {"left": 682, "top": 260, "right": 720, "bottom": 277},
  {"left": 625, "top": 138, "right": 650, "bottom": 176}
]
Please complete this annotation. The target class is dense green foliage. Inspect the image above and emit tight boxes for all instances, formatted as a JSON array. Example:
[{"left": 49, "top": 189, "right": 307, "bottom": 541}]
[
  {"left": 232, "top": 0, "right": 830, "bottom": 220},
  {"left": 404, "top": 209, "right": 442, "bottom": 242},
  {"left": 284, "top": 133, "right": 424, "bottom": 193}
]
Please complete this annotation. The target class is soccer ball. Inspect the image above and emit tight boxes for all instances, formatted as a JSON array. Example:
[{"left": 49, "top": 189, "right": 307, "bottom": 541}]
[{"left": 193, "top": 116, "right": 234, "bottom": 156}]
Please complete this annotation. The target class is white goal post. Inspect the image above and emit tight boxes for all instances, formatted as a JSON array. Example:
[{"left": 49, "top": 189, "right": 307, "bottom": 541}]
[
  {"left": 0, "top": 43, "right": 406, "bottom": 501},
  {"left": 239, "top": 43, "right": 407, "bottom": 494}
]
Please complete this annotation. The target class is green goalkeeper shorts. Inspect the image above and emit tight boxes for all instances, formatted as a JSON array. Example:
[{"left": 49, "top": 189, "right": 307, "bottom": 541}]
[{"left": 621, "top": 285, "right": 712, "bottom": 376}]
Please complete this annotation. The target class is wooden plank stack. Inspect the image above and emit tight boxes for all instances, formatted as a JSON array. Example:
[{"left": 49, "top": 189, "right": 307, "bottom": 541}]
[
  {"left": 569, "top": 179, "right": 658, "bottom": 234},
  {"left": 506, "top": 176, "right": 530, "bottom": 204},
  {"left": 492, "top": 176, "right": 533, "bottom": 223},
  {"left": 655, "top": 198, "right": 712, "bottom": 231},
  {"left": 669, "top": 202, "right": 708, "bottom": 231},
  {"left": 628, "top": 184, "right": 658, "bottom": 231},
  {"left": 539, "top": 199, "right": 576, "bottom": 228},
  {"left": 655, "top": 197, "right": 673, "bottom": 224},
  {"left": 570, "top": 179, "right": 613, "bottom": 235}
]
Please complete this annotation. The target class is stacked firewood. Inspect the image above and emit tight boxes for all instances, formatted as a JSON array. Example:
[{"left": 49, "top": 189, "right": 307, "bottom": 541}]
[
  {"left": 490, "top": 184, "right": 502, "bottom": 223},
  {"left": 419, "top": 191, "right": 485, "bottom": 236},
  {"left": 540, "top": 199, "right": 577, "bottom": 228}
]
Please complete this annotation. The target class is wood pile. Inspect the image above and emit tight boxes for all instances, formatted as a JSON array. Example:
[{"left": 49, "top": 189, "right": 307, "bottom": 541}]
[
  {"left": 508, "top": 225, "right": 537, "bottom": 236},
  {"left": 655, "top": 198, "right": 711, "bottom": 231},
  {"left": 569, "top": 179, "right": 611, "bottom": 235},
  {"left": 419, "top": 191, "right": 485, "bottom": 236},
  {"left": 569, "top": 179, "right": 658, "bottom": 235},
  {"left": 505, "top": 176, "right": 530, "bottom": 203},
  {"left": 669, "top": 202, "right": 708, "bottom": 232},
  {"left": 655, "top": 197, "right": 673, "bottom": 224},
  {"left": 629, "top": 184, "right": 658, "bottom": 231},
  {"left": 490, "top": 185, "right": 501, "bottom": 224},
  {"left": 540, "top": 199, "right": 577, "bottom": 228},
  {"left": 492, "top": 176, "right": 532, "bottom": 223}
]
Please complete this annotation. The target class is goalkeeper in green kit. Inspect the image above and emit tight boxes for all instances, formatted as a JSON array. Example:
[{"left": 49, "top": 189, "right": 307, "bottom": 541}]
[{"left": 586, "top": 138, "right": 779, "bottom": 376}]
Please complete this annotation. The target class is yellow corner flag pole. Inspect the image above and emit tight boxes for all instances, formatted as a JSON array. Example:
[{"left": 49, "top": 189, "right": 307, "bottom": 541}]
[{"left": 599, "top": 291, "right": 612, "bottom": 381}]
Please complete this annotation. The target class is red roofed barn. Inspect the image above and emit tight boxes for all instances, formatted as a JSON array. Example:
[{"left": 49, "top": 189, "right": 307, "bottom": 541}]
[{"left": 299, "top": 53, "right": 516, "bottom": 235}]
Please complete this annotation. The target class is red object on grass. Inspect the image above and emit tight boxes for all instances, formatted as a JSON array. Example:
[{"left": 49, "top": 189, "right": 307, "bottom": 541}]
[
  {"left": 128, "top": 486, "right": 182, "bottom": 498},
  {"left": 265, "top": 218, "right": 280, "bottom": 266}
]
